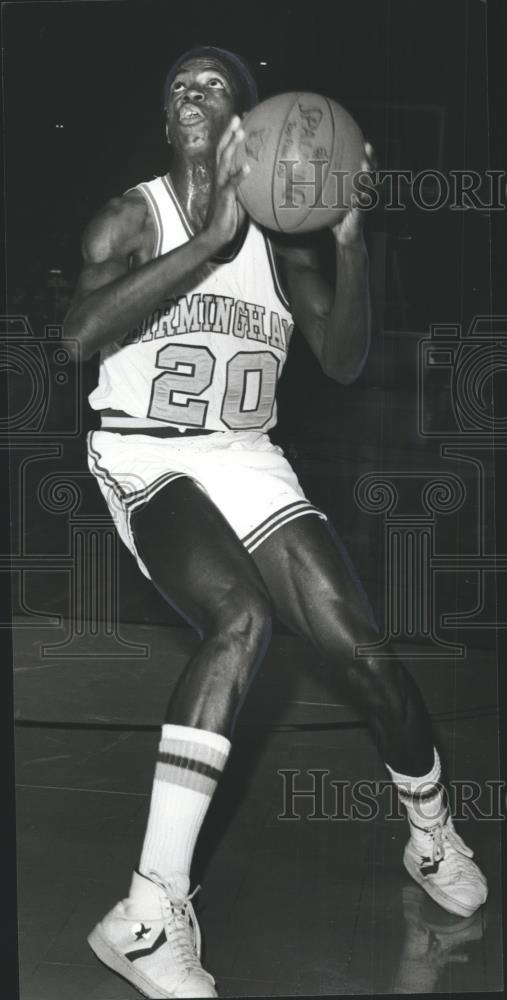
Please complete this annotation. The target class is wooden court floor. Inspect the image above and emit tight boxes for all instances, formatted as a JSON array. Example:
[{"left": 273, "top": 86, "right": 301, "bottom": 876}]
[{"left": 14, "top": 621, "right": 503, "bottom": 998}]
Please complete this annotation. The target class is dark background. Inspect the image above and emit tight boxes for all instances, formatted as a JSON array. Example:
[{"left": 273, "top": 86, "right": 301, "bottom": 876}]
[
  {"left": 4, "top": 0, "right": 493, "bottom": 329},
  {"left": 2, "top": 0, "right": 499, "bottom": 641}
]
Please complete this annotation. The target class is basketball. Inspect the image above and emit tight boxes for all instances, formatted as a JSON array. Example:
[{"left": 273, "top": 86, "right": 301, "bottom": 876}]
[{"left": 234, "top": 92, "right": 365, "bottom": 233}]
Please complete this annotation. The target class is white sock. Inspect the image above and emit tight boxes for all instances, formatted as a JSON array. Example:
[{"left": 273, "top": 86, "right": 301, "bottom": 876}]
[
  {"left": 138, "top": 723, "right": 231, "bottom": 881},
  {"left": 385, "top": 748, "right": 447, "bottom": 829}
]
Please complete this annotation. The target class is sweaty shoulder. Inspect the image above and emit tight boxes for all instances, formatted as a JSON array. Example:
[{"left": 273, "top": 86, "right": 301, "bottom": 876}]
[{"left": 82, "top": 189, "right": 152, "bottom": 264}]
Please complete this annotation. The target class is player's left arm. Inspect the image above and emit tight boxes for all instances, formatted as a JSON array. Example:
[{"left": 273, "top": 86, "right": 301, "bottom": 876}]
[{"left": 274, "top": 143, "right": 376, "bottom": 386}]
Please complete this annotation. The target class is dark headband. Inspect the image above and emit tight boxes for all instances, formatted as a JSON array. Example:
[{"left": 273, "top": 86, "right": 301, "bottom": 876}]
[{"left": 163, "top": 46, "right": 258, "bottom": 113}]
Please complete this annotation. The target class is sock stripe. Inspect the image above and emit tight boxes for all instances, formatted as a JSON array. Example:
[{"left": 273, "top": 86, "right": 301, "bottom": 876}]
[
  {"left": 155, "top": 760, "right": 218, "bottom": 797},
  {"left": 157, "top": 750, "right": 222, "bottom": 783},
  {"left": 139, "top": 724, "right": 231, "bottom": 880},
  {"left": 386, "top": 749, "right": 447, "bottom": 826},
  {"left": 159, "top": 739, "right": 228, "bottom": 773},
  {"left": 398, "top": 783, "right": 443, "bottom": 804},
  {"left": 161, "top": 723, "right": 231, "bottom": 757}
]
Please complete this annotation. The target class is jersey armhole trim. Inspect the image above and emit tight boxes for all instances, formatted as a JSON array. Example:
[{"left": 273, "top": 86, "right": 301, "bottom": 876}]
[
  {"left": 263, "top": 236, "right": 291, "bottom": 311},
  {"left": 161, "top": 173, "right": 250, "bottom": 263},
  {"left": 126, "top": 183, "right": 164, "bottom": 259},
  {"left": 161, "top": 174, "right": 194, "bottom": 239}
]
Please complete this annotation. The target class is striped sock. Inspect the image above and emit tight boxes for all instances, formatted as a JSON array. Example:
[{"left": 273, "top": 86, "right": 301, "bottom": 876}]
[
  {"left": 385, "top": 748, "right": 447, "bottom": 829},
  {"left": 138, "top": 723, "right": 231, "bottom": 880}
]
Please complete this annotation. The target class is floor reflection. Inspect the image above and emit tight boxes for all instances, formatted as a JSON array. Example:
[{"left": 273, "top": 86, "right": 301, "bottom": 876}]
[{"left": 391, "top": 884, "right": 486, "bottom": 994}]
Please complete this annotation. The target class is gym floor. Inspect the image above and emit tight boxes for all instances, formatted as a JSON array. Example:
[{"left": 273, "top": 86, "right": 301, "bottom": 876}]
[{"left": 14, "top": 621, "right": 503, "bottom": 998}]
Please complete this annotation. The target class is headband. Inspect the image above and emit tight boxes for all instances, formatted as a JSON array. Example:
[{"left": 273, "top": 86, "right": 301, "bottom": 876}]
[{"left": 163, "top": 46, "right": 258, "bottom": 113}]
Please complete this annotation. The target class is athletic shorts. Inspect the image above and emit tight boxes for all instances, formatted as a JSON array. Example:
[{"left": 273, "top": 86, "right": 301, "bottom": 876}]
[{"left": 87, "top": 429, "right": 327, "bottom": 579}]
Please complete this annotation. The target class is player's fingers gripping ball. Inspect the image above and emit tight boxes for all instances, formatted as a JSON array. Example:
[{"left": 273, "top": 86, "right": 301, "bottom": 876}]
[{"left": 234, "top": 92, "right": 365, "bottom": 232}]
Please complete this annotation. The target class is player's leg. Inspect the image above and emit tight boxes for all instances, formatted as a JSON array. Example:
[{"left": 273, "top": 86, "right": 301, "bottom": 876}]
[
  {"left": 251, "top": 514, "right": 488, "bottom": 917},
  {"left": 253, "top": 514, "right": 432, "bottom": 774},
  {"left": 88, "top": 477, "right": 273, "bottom": 999},
  {"left": 131, "top": 475, "right": 273, "bottom": 735},
  {"left": 129, "top": 473, "right": 273, "bottom": 877}
]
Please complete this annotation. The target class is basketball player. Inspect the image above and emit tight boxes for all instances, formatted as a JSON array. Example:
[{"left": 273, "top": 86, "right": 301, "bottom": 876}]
[{"left": 64, "top": 46, "right": 487, "bottom": 999}]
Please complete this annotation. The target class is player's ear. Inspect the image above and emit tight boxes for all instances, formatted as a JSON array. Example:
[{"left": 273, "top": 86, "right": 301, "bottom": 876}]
[{"left": 164, "top": 119, "right": 172, "bottom": 146}]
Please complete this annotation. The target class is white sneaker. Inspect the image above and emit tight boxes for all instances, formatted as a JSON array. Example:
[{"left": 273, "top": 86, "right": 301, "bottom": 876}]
[
  {"left": 403, "top": 813, "right": 488, "bottom": 918},
  {"left": 88, "top": 870, "right": 217, "bottom": 998}
]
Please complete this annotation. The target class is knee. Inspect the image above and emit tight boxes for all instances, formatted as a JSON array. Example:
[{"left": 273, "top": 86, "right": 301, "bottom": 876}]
[
  {"left": 205, "top": 587, "right": 273, "bottom": 701},
  {"left": 344, "top": 653, "right": 409, "bottom": 714},
  {"left": 209, "top": 585, "right": 273, "bottom": 659}
]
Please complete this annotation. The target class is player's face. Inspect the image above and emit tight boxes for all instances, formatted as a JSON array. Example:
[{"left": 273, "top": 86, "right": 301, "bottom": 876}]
[{"left": 165, "top": 58, "right": 238, "bottom": 157}]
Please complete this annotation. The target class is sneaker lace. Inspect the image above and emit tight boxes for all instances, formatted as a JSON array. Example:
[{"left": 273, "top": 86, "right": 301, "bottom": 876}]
[
  {"left": 148, "top": 870, "right": 205, "bottom": 974},
  {"left": 416, "top": 817, "right": 474, "bottom": 869}
]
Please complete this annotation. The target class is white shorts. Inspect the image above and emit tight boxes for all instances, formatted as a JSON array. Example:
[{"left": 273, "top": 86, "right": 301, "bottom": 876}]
[{"left": 87, "top": 429, "right": 326, "bottom": 578}]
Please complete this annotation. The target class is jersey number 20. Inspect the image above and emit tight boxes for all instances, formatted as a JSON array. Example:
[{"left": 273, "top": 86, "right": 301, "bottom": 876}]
[{"left": 148, "top": 344, "right": 279, "bottom": 430}]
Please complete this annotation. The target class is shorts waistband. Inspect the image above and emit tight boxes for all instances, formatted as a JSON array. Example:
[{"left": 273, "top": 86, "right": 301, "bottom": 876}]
[
  {"left": 104, "top": 425, "right": 217, "bottom": 438},
  {"left": 100, "top": 410, "right": 218, "bottom": 437}
]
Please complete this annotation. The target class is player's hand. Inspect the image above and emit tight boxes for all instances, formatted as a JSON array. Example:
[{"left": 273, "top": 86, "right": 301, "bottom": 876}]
[
  {"left": 205, "top": 116, "right": 250, "bottom": 249},
  {"left": 331, "top": 142, "right": 377, "bottom": 247}
]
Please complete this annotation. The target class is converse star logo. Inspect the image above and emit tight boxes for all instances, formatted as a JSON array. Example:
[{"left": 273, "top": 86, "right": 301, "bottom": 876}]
[
  {"left": 132, "top": 922, "right": 152, "bottom": 941},
  {"left": 420, "top": 856, "right": 441, "bottom": 876}
]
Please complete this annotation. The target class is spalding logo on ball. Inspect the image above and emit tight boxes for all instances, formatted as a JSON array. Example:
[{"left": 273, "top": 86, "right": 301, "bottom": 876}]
[{"left": 235, "top": 92, "right": 364, "bottom": 233}]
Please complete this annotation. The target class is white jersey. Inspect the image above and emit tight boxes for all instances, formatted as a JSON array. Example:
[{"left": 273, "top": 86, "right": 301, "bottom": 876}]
[{"left": 89, "top": 174, "right": 294, "bottom": 433}]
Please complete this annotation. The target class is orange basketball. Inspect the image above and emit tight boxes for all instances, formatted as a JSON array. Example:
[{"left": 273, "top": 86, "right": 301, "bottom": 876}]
[{"left": 235, "top": 92, "right": 365, "bottom": 233}]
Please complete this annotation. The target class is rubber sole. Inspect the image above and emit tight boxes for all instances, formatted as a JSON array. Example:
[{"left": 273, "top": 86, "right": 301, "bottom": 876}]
[
  {"left": 88, "top": 923, "right": 175, "bottom": 999},
  {"left": 403, "top": 849, "right": 487, "bottom": 919}
]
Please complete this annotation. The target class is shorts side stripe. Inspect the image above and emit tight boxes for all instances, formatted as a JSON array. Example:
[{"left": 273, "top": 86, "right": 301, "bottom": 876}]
[
  {"left": 242, "top": 500, "right": 314, "bottom": 545},
  {"left": 88, "top": 432, "right": 190, "bottom": 510},
  {"left": 88, "top": 431, "right": 127, "bottom": 501},
  {"left": 247, "top": 507, "right": 327, "bottom": 552},
  {"left": 243, "top": 501, "right": 326, "bottom": 552},
  {"left": 123, "top": 472, "right": 189, "bottom": 514}
]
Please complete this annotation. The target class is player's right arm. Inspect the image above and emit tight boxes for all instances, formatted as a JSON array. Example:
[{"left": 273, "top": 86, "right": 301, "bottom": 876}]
[
  {"left": 64, "top": 117, "right": 248, "bottom": 360},
  {"left": 64, "top": 195, "right": 213, "bottom": 359}
]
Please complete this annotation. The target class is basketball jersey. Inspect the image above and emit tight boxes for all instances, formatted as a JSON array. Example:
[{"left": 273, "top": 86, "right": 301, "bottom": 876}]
[{"left": 88, "top": 174, "right": 295, "bottom": 433}]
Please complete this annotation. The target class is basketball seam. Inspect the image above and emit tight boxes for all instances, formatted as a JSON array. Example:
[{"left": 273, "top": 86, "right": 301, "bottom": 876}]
[
  {"left": 324, "top": 95, "right": 336, "bottom": 223},
  {"left": 289, "top": 94, "right": 334, "bottom": 233},
  {"left": 279, "top": 94, "right": 337, "bottom": 234},
  {"left": 272, "top": 93, "right": 312, "bottom": 233},
  {"left": 326, "top": 95, "right": 336, "bottom": 221}
]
